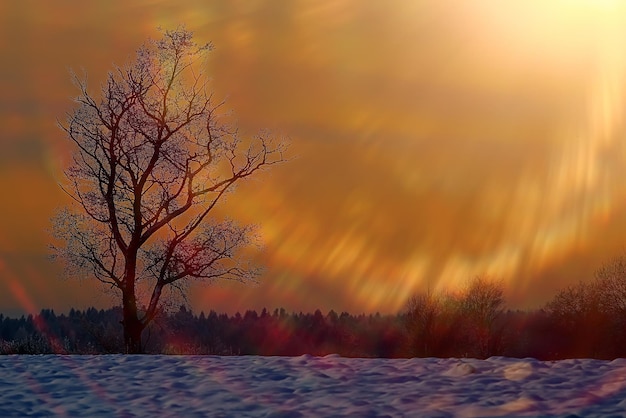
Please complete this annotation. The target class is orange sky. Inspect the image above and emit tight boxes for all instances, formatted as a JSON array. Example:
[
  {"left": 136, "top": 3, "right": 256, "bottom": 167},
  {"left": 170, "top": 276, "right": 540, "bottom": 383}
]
[{"left": 3, "top": 0, "right": 626, "bottom": 316}]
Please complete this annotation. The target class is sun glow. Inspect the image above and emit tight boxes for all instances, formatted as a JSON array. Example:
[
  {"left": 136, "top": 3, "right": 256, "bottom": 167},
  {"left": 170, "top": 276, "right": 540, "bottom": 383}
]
[
  {"left": 6, "top": 1, "right": 626, "bottom": 316},
  {"left": 407, "top": 1, "right": 626, "bottom": 302},
  {"left": 219, "top": 1, "right": 626, "bottom": 313}
]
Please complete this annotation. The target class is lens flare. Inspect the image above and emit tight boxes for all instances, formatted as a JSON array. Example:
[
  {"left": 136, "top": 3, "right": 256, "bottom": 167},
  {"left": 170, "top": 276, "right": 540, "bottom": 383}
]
[{"left": 1, "top": 258, "right": 37, "bottom": 316}]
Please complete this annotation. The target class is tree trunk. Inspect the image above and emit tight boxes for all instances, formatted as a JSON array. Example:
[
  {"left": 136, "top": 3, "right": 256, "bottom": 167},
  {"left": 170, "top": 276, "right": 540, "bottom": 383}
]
[
  {"left": 122, "top": 291, "right": 144, "bottom": 354},
  {"left": 122, "top": 258, "right": 143, "bottom": 354},
  {"left": 127, "top": 326, "right": 142, "bottom": 353},
  {"left": 122, "top": 247, "right": 144, "bottom": 354}
]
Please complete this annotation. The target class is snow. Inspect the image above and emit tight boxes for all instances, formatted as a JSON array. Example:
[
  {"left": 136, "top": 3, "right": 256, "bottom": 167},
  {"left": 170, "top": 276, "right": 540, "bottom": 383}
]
[{"left": 2, "top": 355, "right": 626, "bottom": 417}]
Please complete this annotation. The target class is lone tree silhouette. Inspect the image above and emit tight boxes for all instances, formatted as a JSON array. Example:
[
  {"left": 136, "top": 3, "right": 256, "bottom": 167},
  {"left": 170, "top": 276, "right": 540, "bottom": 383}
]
[{"left": 52, "top": 27, "right": 286, "bottom": 353}]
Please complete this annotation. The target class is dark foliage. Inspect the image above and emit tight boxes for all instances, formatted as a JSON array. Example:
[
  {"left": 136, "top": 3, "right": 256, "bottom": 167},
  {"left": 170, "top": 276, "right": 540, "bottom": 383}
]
[
  {"left": 5, "top": 258, "right": 626, "bottom": 358},
  {"left": 1, "top": 297, "right": 625, "bottom": 359},
  {"left": 0, "top": 306, "right": 409, "bottom": 357}
]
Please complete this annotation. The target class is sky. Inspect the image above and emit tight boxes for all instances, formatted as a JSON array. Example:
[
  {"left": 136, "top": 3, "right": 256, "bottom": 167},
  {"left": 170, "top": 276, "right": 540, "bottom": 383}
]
[{"left": 2, "top": 0, "right": 626, "bottom": 317}]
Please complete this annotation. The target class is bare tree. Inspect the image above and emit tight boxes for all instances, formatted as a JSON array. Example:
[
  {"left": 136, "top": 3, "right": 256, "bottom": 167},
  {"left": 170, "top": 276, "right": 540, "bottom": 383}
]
[
  {"left": 595, "top": 255, "right": 626, "bottom": 317},
  {"left": 544, "top": 279, "right": 610, "bottom": 357},
  {"left": 545, "top": 281, "right": 600, "bottom": 327},
  {"left": 457, "top": 276, "right": 505, "bottom": 357},
  {"left": 404, "top": 292, "right": 440, "bottom": 357},
  {"left": 460, "top": 276, "right": 504, "bottom": 328},
  {"left": 51, "top": 27, "right": 286, "bottom": 353},
  {"left": 592, "top": 255, "right": 626, "bottom": 354}
]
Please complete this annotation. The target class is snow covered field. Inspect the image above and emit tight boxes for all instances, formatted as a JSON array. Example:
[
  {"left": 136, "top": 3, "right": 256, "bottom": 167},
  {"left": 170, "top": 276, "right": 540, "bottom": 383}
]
[{"left": 2, "top": 355, "right": 626, "bottom": 417}]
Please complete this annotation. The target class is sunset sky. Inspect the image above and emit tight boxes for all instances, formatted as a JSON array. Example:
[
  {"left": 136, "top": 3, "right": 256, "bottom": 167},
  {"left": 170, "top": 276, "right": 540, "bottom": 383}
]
[{"left": 3, "top": 0, "right": 626, "bottom": 317}]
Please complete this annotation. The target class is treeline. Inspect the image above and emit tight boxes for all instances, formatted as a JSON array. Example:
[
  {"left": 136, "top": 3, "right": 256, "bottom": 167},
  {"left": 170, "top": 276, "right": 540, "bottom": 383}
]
[
  {"left": 404, "top": 255, "right": 626, "bottom": 360},
  {"left": 4, "top": 255, "right": 626, "bottom": 359},
  {"left": 0, "top": 306, "right": 406, "bottom": 357}
]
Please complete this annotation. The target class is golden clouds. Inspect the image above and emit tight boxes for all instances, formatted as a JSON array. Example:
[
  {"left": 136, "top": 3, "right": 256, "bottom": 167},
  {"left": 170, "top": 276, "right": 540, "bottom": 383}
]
[
  {"left": 3, "top": 1, "right": 626, "bottom": 315},
  {"left": 204, "top": 0, "right": 626, "bottom": 312}
]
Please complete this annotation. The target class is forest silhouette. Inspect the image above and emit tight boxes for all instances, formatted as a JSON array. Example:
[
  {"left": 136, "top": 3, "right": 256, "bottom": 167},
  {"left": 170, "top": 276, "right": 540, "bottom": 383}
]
[{"left": 3, "top": 255, "right": 626, "bottom": 359}]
